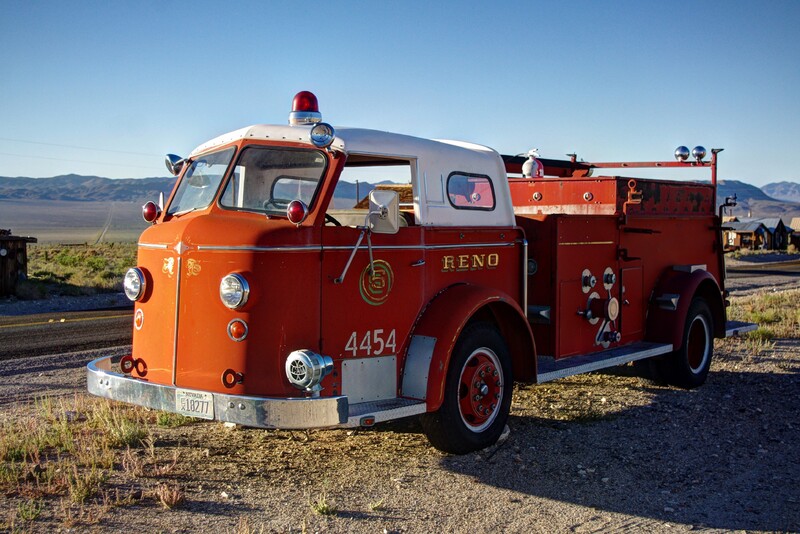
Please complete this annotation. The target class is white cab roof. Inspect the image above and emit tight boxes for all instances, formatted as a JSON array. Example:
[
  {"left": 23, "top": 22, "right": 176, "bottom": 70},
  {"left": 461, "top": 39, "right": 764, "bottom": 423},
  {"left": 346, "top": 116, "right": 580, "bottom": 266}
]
[{"left": 191, "top": 124, "right": 515, "bottom": 228}]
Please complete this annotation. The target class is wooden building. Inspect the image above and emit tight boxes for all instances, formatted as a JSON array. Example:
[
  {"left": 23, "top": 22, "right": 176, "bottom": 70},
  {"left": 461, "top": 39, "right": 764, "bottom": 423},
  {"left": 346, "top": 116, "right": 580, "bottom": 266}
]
[
  {"left": 723, "top": 217, "right": 789, "bottom": 250},
  {"left": 0, "top": 230, "right": 38, "bottom": 297}
]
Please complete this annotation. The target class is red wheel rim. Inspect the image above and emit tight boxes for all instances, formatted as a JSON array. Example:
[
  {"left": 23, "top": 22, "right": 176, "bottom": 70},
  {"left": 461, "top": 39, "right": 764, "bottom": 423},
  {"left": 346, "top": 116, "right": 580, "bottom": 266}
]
[
  {"left": 686, "top": 314, "right": 711, "bottom": 373},
  {"left": 458, "top": 348, "right": 503, "bottom": 432}
]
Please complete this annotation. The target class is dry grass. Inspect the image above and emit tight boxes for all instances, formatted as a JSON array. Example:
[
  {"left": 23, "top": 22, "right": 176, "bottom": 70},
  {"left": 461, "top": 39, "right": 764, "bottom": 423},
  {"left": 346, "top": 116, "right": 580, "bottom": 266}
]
[
  {"left": 727, "top": 288, "right": 800, "bottom": 339},
  {"left": 0, "top": 394, "right": 191, "bottom": 530},
  {"left": 17, "top": 242, "right": 137, "bottom": 299},
  {"left": 154, "top": 482, "right": 185, "bottom": 509}
]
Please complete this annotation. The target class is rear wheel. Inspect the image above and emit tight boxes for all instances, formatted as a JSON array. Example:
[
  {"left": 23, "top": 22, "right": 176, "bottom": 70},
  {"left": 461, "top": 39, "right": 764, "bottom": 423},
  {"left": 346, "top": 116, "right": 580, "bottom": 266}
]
[
  {"left": 659, "top": 297, "right": 714, "bottom": 389},
  {"left": 420, "top": 322, "right": 512, "bottom": 454}
]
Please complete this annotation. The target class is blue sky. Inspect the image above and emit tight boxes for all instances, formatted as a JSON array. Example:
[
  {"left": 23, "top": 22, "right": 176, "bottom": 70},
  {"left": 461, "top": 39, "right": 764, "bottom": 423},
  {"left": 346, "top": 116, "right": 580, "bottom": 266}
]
[{"left": 1, "top": 1, "right": 799, "bottom": 186}]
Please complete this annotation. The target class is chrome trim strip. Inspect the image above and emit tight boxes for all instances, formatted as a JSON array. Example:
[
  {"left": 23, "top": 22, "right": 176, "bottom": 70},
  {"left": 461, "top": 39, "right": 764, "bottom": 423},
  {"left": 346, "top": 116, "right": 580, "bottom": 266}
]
[
  {"left": 559, "top": 241, "right": 616, "bottom": 246},
  {"left": 87, "top": 356, "right": 348, "bottom": 428},
  {"left": 197, "top": 245, "right": 323, "bottom": 252},
  {"left": 522, "top": 239, "right": 529, "bottom": 318},
  {"left": 172, "top": 256, "right": 182, "bottom": 386},
  {"left": 195, "top": 242, "right": 517, "bottom": 252},
  {"left": 345, "top": 398, "right": 427, "bottom": 427},
  {"left": 325, "top": 242, "right": 518, "bottom": 252},
  {"left": 138, "top": 242, "right": 169, "bottom": 249}
]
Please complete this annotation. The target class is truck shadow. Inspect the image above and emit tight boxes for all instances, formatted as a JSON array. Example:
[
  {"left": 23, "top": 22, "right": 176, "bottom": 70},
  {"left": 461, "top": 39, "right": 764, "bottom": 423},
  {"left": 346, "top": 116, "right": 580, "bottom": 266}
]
[{"left": 428, "top": 367, "right": 800, "bottom": 532}]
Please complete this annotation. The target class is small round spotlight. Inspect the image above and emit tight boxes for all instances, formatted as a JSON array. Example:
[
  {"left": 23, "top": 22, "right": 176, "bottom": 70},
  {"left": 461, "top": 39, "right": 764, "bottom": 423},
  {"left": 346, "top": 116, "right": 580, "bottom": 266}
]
[
  {"left": 692, "top": 146, "right": 707, "bottom": 162},
  {"left": 674, "top": 146, "right": 690, "bottom": 162},
  {"left": 310, "top": 122, "right": 335, "bottom": 148}
]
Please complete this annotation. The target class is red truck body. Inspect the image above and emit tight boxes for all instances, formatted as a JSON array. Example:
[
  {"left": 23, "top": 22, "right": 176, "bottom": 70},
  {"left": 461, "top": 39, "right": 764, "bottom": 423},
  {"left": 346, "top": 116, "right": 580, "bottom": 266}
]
[{"left": 88, "top": 92, "right": 754, "bottom": 453}]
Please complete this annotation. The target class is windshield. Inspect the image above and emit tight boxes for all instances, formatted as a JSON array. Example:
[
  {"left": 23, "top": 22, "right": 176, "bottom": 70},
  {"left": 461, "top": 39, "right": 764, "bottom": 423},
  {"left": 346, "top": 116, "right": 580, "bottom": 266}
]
[
  {"left": 167, "top": 147, "right": 235, "bottom": 215},
  {"left": 219, "top": 147, "right": 327, "bottom": 215}
]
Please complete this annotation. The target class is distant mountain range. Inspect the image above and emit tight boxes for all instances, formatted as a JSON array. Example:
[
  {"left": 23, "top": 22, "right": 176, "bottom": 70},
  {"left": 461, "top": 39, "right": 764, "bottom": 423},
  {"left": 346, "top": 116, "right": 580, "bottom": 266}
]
[
  {"left": 761, "top": 181, "right": 800, "bottom": 203},
  {"left": 717, "top": 180, "right": 800, "bottom": 221},
  {"left": 0, "top": 174, "right": 175, "bottom": 202},
  {"left": 1, "top": 174, "right": 798, "bottom": 221}
]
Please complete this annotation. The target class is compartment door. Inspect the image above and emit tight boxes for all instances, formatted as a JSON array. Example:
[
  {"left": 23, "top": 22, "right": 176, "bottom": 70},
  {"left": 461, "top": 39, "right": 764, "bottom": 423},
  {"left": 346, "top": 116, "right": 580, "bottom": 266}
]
[{"left": 620, "top": 265, "right": 643, "bottom": 340}]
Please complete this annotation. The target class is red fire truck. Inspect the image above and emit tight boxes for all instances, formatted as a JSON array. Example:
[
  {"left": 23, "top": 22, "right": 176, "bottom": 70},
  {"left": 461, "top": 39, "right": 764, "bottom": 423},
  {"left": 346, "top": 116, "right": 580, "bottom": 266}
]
[{"left": 87, "top": 92, "right": 755, "bottom": 454}]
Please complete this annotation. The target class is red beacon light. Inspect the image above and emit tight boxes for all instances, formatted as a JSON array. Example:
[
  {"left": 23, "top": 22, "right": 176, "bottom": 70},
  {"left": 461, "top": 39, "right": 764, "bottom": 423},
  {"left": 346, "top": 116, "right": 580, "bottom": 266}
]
[
  {"left": 286, "top": 200, "right": 309, "bottom": 225},
  {"left": 289, "top": 91, "right": 322, "bottom": 125},
  {"left": 142, "top": 201, "right": 161, "bottom": 223},
  {"left": 288, "top": 91, "right": 336, "bottom": 148}
]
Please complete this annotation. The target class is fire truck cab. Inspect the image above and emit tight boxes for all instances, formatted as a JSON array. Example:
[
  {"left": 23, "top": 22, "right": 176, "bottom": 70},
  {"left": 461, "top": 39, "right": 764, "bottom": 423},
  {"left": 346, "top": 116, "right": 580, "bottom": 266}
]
[{"left": 88, "top": 92, "right": 755, "bottom": 454}]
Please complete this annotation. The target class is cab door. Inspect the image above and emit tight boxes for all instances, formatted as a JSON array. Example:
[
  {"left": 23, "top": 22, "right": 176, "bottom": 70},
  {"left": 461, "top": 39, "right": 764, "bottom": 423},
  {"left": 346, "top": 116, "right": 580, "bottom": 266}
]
[{"left": 320, "top": 220, "right": 425, "bottom": 403}]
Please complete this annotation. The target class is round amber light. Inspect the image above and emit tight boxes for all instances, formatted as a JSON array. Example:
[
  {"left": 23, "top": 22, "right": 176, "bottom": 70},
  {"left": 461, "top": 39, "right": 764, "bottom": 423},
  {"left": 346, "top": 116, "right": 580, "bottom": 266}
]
[{"left": 228, "top": 319, "right": 248, "bottom": 342}]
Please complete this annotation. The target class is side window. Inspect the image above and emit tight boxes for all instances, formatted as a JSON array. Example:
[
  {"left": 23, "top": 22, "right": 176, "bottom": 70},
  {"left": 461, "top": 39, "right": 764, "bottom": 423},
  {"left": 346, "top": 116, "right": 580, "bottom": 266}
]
[
  {"left": 326, "top": 156, "right": 414, "bottom": 227},
  {"left": 447, "top": 173, "right": 495, "bottom": 210}
]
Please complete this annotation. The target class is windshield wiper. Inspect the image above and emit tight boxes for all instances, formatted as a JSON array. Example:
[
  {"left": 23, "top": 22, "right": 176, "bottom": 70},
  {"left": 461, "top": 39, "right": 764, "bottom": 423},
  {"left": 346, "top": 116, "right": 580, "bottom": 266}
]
[{"left": 171, "top": 207, "right": 203, "bottom": 217}]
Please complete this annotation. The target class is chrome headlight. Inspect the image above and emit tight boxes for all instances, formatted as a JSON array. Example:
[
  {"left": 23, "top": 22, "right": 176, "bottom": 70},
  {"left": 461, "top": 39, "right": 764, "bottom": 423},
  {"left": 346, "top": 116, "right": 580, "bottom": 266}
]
[
  {"left": 285, "top": 350, "right": 334, "bottom": 391},
  {"left": 220, "top": 273, "right": 249, "bottom": 309},
  {"left": 123, "top": 268, "right": 145, "bottom": 301}
]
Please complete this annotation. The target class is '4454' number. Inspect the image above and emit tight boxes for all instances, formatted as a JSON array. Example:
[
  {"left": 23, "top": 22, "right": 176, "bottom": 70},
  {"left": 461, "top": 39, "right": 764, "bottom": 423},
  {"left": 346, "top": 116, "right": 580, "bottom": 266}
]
[{"left": 345, "top": 329, "right": 397, "bottom": 357}]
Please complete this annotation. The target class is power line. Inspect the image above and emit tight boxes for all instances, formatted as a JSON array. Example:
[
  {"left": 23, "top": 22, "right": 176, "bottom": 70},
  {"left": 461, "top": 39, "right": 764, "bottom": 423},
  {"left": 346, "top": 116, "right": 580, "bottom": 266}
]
[
  {"left": 0, "top": 136, "right": 161, "bottom": 157},
  {"left": 0, "top": 152, "right": 160, "bottom": 170}
]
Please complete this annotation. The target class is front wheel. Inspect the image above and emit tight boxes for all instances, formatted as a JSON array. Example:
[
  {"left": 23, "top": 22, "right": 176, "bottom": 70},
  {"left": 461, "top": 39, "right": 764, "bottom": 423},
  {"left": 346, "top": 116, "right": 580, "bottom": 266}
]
[
  {"left": 659, "top": 297, "right": 714, "bottom": 389},
  {"left": 420, "top": 322, "right": 513, "bottom": 454}
]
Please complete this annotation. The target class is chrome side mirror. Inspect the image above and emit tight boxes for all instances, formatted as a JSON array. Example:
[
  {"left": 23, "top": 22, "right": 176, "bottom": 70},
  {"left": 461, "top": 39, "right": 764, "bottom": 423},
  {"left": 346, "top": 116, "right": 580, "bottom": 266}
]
[
  {"left": 165, "top": 154, "right": 185, "bottom": 176},
  {"left": 366, "top": 190, "right": 400, "bottom": 234}
]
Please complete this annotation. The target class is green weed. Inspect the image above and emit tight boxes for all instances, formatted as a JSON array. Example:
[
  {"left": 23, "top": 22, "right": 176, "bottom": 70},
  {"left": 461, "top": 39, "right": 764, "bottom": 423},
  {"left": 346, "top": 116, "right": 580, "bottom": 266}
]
[{"left": 156, "top": 412, "right": 197, "bottom": 428}]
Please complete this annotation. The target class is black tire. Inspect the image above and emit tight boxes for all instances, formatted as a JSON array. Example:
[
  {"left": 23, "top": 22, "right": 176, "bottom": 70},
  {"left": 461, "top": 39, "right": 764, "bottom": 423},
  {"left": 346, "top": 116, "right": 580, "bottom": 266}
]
[
  {"left": 420, "top": 322, "right": 513, "bottom": 454},
  {"left": 658, "top": 297, "right": 714, "bottom": 389}
]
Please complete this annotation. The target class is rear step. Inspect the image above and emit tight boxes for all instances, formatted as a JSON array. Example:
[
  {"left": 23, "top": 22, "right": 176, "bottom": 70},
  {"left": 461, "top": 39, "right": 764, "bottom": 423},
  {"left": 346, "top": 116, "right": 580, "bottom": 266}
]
[
  {"left": 537, "top": 342, "right": 673, "bottom": 383},
  {"left": 537, "top": 319, "right": 758, "bottom": 383}
]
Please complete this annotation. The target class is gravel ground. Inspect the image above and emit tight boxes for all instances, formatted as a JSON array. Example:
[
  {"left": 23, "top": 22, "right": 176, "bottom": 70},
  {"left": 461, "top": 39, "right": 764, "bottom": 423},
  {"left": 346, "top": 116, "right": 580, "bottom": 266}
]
[
  {"left": 1, "top": 336, "right": 798, "bottom": 533},
  {"left": 1, "top": 273, "right": 798, "bottom": 532}
]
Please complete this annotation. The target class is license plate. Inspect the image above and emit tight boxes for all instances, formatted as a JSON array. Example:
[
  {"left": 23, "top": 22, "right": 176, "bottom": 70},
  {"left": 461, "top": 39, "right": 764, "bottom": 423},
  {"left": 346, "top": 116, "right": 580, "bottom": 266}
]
[{"left": 175, "top": 389, "right": 214, "bottom": 419}]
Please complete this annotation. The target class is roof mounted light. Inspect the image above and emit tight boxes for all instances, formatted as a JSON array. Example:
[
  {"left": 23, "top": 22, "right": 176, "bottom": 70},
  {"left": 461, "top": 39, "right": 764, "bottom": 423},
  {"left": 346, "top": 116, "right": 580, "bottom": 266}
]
[
  {"left": 289, "top": 91, "right": 322, "bottom": 125},
  {"left": 692, "top": 146, "right": 707, "bottom": 162},
  {"left": 310, "top": 122, "right": 335, "bottom": 148},
  {"left": 674, "top": 146, "right": 690, "bottom": 162}
]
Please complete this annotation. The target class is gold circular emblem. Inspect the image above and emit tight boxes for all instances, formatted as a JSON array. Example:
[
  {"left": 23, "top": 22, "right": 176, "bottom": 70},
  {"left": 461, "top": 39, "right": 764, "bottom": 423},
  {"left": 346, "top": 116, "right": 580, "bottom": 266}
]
[{"left": 359, "top": 260, "right": 394, "bottom": 306}]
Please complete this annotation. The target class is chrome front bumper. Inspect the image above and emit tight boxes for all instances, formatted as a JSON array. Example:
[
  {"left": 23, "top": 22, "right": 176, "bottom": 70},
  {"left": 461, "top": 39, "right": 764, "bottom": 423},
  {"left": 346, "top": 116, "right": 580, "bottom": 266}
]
[{"left": 86, "top": 356, "right": 348, "bottom": 429}]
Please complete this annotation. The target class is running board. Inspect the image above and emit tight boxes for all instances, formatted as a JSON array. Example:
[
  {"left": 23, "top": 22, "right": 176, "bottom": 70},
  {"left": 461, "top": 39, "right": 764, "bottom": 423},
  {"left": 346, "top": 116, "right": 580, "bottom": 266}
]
[
  {"left": 346, "top": 398, "right": 426, "bottom": 427},
  {"left": 536, "top": 342, "right": 673, "bottom": 383},
  {"left": 725, "top": 320, "right": 757, "bottom": 337}
]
